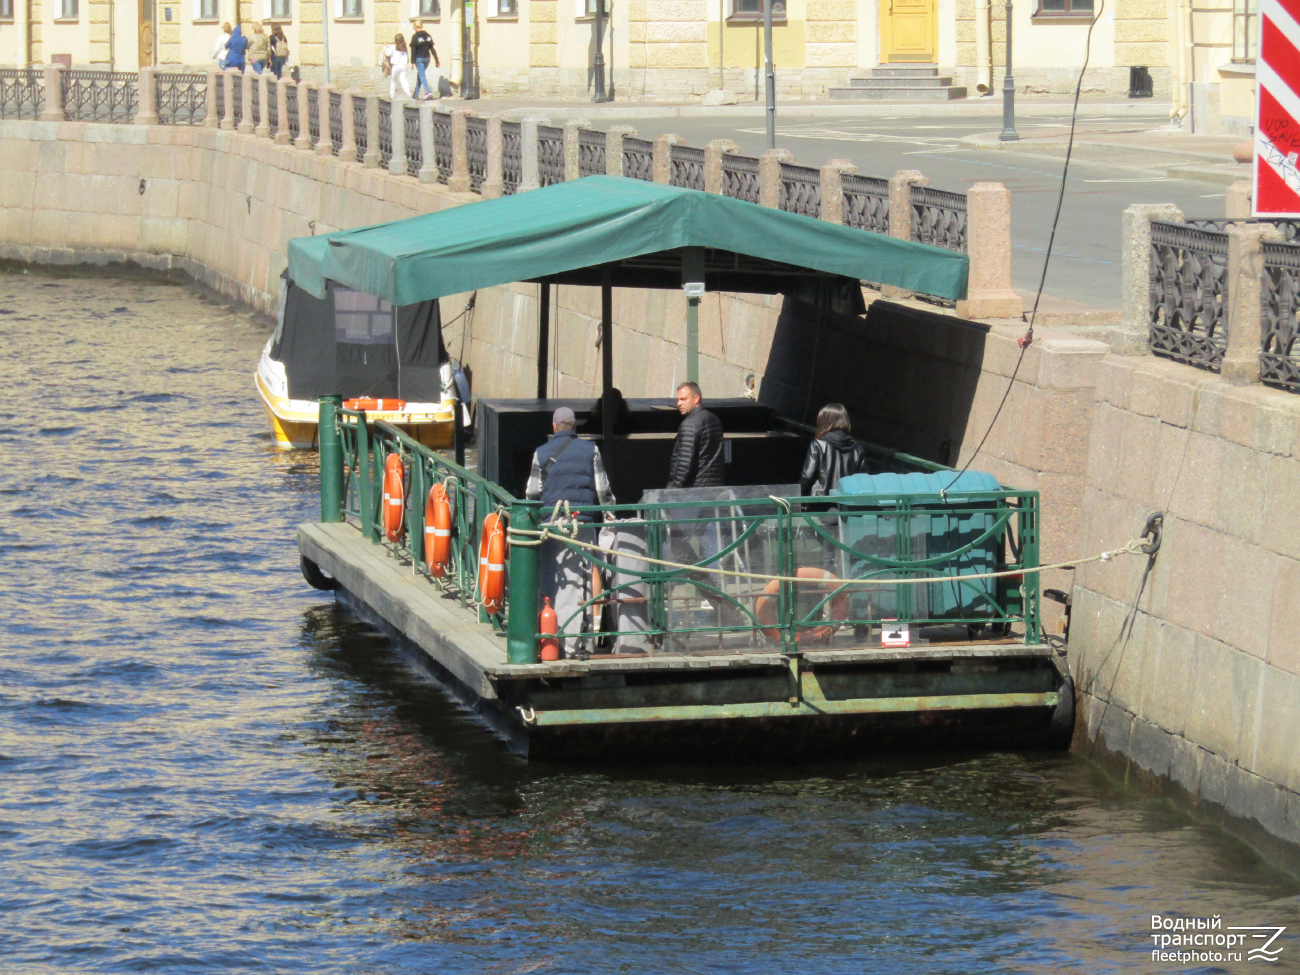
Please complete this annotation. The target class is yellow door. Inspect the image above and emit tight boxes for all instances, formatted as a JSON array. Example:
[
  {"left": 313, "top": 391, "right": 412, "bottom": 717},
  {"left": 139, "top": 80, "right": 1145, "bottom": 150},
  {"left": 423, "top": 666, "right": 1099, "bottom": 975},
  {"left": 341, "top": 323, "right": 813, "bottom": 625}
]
[{"left": 880, "top": 0, "right": 937, "bottom": 62}]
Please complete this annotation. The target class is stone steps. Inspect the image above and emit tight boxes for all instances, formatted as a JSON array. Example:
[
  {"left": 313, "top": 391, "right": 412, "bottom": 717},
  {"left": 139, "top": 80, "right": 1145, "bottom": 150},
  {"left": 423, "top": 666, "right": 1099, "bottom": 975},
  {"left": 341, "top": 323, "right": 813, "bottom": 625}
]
[{"left": 828, "top": 65, "right": 967, "bottom": 101}]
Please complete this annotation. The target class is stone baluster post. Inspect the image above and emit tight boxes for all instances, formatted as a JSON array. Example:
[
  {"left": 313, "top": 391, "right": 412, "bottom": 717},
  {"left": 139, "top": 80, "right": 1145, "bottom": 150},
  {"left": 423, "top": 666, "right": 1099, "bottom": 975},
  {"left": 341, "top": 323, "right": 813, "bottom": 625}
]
[
  {"left": 237, "top": 69, "right": 255, "bottom": 134},
  {"left": 274, "top": 79, "right": 291, "bottom": 144},
  {"left": 295, "top": 82, "right": 314, "bottom": 149},
  {"left": 448, "top": 108, "right": 472, "bottom": 192},
  {"left": 562, "top": 119, "right": 589, "bottom": 182},
  {"left": 1221, "top": 222, "right": 1282, "bottom": 384},
  {"left": 363, "top": 94, "right": 381, "bottom": 167},
  {"left": 315, "top": 83, "right": 334, "bottom": 155},
  {"left": 818, "top": 158, "right": 857, "bottom": 224},
  {"left": 254, "top": 72, "right": 271, "bottom": 138},
  {"left": 652, "top": 133, "right": 681, "bottom": 184},
  {"left": 1226, "top": 180, "right": 1253, "bottom": 219},
  {"left": 481, "top": 113, "right": 505, "bottom": 198},
  {"left": 338, "top": 90, "right": 358, "bottom": 161},
  {"left": 1114, "top": 203, "right": 1184, "bottom": 355},
  {"left": 418, "top": 104, "right": 437, "bottom": 182},
  {"left": 955, "top": 182, "right": 1024, "bottom": 320},
  {"left": 220, "top": 67, "right": 237, "bottom": 130},
  {"left": 134, "top": 67, "right": 158, "bottom": 125},
  {"left": 40, "top": 63, "right": 64, "bottom": 122},
  {"left": 388, "top": 96, "right": 407, "bottom": 176},
  {"left": 758, "top": 148, "right": 794, "bottom": 209},
  {"left": 881, "top": 169, "right": 928, "bottom": 298},
  {"left": 606, "top": 125, "right": 637, "bottom": 176},
  {"left": 704, "top": 139, "right": 738, "bottom": 194},
  {"left": 203, "top": 66, "right": 220, "bottom": 128},
  {"left": 518, "top": 114, "right": 549, "bottom": 193}
]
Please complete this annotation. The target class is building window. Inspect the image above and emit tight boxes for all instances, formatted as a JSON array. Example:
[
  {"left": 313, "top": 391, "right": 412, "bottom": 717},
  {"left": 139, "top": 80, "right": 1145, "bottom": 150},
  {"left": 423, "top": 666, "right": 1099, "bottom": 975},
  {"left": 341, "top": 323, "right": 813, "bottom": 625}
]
[
  {"left": 201, "top": 0, "right": 219, "bottom": 16},
  {"left": 0, "top": 0, "right": 13, "bottom": 17},
  {"left": 337, "top": 0, "right": 361, "bottom": 17},
  {"left": 59, "top": 0, "right": 77, "bottom": 17},
  {"left": 417, "top": 0, "right": 439, "bottom": 16},
  {"left": 494, "top": 0, "right": 516, "bottom": 15},
  {"left": 268, "top": 0, "right": 290, "bottom": 16},
  {"left": 1034, "top": 0, "right": 1093, "bottom": 14},
  {"left": 727, "top": 0, "right": 786, "bottom": 21},
  {"left": 1233, "top": 0, "right": 1257, "bottom": 61}
]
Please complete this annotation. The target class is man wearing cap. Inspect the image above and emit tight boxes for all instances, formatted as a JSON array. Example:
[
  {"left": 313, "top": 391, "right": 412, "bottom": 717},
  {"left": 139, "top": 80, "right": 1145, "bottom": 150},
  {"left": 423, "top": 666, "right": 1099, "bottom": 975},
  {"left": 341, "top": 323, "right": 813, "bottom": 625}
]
[{"left": 525, "top": 407, "right": 615, "bottom": 657}]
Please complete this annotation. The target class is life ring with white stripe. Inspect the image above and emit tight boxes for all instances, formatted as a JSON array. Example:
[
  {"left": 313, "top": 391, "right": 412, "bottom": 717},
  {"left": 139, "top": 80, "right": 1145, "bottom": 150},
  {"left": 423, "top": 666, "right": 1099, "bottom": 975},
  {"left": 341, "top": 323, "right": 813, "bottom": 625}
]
[
  {"left": 478, "top": 512, "right": 507, "bottom": 615},
  {"left": 754, "top": 566, "right": 849, "bottom": 646},
  {"left": 424, "top": 482, "right": 453, "bottom": 577},
  {"left": 382, "top": 453, "right": 405, "bottom": 543}
]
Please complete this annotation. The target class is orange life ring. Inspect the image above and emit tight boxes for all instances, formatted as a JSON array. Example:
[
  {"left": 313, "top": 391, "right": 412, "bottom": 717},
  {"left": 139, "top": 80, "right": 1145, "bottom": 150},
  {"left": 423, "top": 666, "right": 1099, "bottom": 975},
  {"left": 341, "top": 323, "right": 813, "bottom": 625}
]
[
  {"left": 423, "top": 482, "right": 453, "bottom": 577},
  {"left": 382, "top": 453, "right": 404, "bottom": 542},
  {"left": 478, "top": 512, "right": 507, "bottom": 615},
  {"left": 344, "top": 397, "right": 407, "bottom": 412},
  {"left": 754, "top": 567, "right": 850, "bottom": 646}
]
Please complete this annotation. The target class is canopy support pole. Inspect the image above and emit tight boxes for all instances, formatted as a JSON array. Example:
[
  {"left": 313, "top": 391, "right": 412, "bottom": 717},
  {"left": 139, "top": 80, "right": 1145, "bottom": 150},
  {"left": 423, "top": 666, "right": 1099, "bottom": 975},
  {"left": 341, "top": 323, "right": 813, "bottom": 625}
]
[
  {"left": 601, "top": 267, "right": 613, "bottom": 446},
  {"left": 537, "top": 281, "right": 550, "bottom": 400},
  {"left": 682, "top": 247, "right": 705, "bottom": 386}
]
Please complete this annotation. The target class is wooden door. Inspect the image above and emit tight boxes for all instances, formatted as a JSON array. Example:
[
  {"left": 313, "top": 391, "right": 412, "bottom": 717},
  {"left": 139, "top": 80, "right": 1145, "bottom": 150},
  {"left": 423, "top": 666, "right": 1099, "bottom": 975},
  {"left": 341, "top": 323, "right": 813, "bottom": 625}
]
[
  {"left": 879, "top": 0, "right": 937, "bottom": 62},
  {"left": 138, "top": 0, "right": 155, "bottom": 67}
]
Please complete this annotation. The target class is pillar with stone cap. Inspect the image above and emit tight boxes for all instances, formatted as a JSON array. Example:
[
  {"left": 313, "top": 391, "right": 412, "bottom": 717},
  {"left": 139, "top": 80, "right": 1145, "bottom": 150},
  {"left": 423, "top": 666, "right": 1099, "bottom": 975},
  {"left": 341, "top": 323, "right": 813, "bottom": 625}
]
[
  {"left": 881, "top": 170, "right": 928, "bottom": 298},
  {"left": 295, "top": 83, "right": 314, "bottom": 149},
  {"left": 1221, "top": 221, "right": 1282, "bottom": 384},
  {"left": 518, "top": 114, "right": 549, "bottom": 192},
  {"left": 274, "top": 79, "right": 291, "bottom": 144},
  {"left": 481, "top": 114, "right": 505, "bottom": 198},
  {"left": 1114, "top": 203, "right": 1184, "bottom": 355},
  {"left": 1226, "top": 180, "right": 1252, "bottom": 219},
  {"left": 704, "top": 139, "right": 738, "bottom": 194},
  {"left": 955, "top": 182, "right": 1024, "bottom": 320},
  {"left": 448, "top": 108, "right": 472, "bottom": 192},
  {"left": 338, "top": 90, "right": 358, "bottom": 162},
  {"left": 819, "top": 159, "right": 857, "bottom": 224},
  {"left": 203, "top": 67, "right": 220, "bottom": 128},
  {"left": 563, "top": 120, "right": 590, "bottom": 182},
  {"left": 254, "top": 72, "right": 271, "bottom": 138},
  {"left": 40, "top": 64, "right": 64, "bottom": 122},
  {"left": 652, "top": 133, "right": 681, "bottom": 184},
  {"left": 237, "top": 70, "right": 255, "bottom": 134},
  {"left": 759, "top": 148, "right": 794, "bottom": 209},
  {"left": 220, "top": 68, "right": 237, "bottom": 130},
  {"left": 388, "top": 97, "right": 407, "bottom": 176},
  {"left": 362, "top": 95, "right": 381, "bottom": 167},
  {"left": 315, "top": 84, "right": 334, "bottom": 155},
  {"left": 418, "top": 104, "right": 437, "bottom": 182},
  {"left": 605, "top": 126, "right": 637, "bottom": 177},
  {"left": 135, "top": 67, "right": 158, "bottom": 125}
]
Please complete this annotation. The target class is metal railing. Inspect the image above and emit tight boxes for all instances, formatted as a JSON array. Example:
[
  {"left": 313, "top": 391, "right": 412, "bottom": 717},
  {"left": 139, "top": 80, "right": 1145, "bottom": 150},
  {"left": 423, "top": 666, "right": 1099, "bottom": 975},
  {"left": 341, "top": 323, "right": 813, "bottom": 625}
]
[
  {"left": 351, "top": 93, "right": 367, "bottom": 160},
  {"left": 842, "top": 173, "right": 890, "bottom": 235},
  {"left": 250, "top": 77, "right": 261, "bottom": 129},
  {"left": 578, "top": 127, "right": 606, "bottom": 177},
  {"left": 328, "top": 90, "right": 343, "bottom": 155},
  {"left": 1262, "top": 239, "right": 1300, "bottom": 391},
  {"left": 1149, "top": 220, "right": 1229, "bottom": 371},
  {"left": 156, "top": 71, "right": 206, "bottom": 125},
  {"left": 466, "top": 114, "right": 487, "bottom": 192},
  {"left": 267, "top": 77, "right": 278, "bottom": 133},
  {"left": 538, "top": 124, "right": 565, "bottom": 186},
  {"left": 721, "top": 152, "right": 760, "bottom": 204},
  {"left": 502, "top": 119, "right": 522, "bottom": 193},
  {"left": 283, "top": 81, "right": 299, "bottom": 142},
  {"left": 1186, "top": 217, "right": 1300, "bottom": 241},
  {"left": 376, "top": 98, "right": 392, "bottom": 170},
  {"left": 0, "top": 68, "right": 42, "bottom": 120},
  {"left": 623, "top": 136, "right": 654, "bottom": 181},
  {"left": 230, "top": 73, "right": 243, "bottom": 128},
  {"left": 62, "top": 69, "right": 137, "bottom": 123},
  {"left": 779, "top": 162, "right": 821, "bottom": 219},
  {"left": 669, "top": 143, "right": 705, "bottom": 191},
  {"left": 306, "top": 85, "right": 320, "bottom": 146},
  {"left": 404, "top": 103, "right": 422, "bottom": 177},
  {"left": 912, "top": 185, "right": 967, "bottom": 253},
  {"left": 326, "top": 404, "right": 1041, "bottom": 663},
  {"left": 433, "top": 110, "right": 452, "bottom": 183}
]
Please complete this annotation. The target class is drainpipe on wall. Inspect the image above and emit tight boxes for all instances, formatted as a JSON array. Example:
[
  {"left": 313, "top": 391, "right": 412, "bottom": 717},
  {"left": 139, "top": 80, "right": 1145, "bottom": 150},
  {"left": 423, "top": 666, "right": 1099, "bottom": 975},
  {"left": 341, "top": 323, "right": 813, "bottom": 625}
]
[
  {"left": 1170, "top": 0, "right": 1189, "bottom": 124},
  {"left": 975, "top": 0, "right": 991, "bottom": 94}
]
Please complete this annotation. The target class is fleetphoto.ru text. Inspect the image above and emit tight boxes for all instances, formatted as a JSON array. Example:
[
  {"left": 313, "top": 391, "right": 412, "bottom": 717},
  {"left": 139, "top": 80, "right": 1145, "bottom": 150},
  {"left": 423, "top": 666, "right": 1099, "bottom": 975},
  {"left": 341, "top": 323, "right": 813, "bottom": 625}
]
[{"left": 1152, "top": 915, "right": 1287, "bottom": 966}]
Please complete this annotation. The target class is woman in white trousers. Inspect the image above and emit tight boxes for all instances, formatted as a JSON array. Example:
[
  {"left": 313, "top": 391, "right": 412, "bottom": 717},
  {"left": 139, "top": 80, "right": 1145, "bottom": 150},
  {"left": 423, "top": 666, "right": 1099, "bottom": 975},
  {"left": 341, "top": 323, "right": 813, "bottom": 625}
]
[{"left": 382, "top": 35, "right": 413, "bottom": 98}]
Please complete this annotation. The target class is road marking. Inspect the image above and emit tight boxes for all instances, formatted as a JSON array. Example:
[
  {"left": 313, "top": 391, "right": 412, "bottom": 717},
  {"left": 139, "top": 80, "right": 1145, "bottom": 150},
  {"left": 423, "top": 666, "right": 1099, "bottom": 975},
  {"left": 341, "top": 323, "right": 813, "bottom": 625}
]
[{"left": 1079, "top": 177, "right": 1172, "bottom": 182}]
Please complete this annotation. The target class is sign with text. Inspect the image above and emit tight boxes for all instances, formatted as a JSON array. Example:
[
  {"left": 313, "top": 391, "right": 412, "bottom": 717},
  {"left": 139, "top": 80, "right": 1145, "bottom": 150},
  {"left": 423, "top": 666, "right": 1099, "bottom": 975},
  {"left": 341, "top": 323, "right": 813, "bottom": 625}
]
[{"left": 1256, "top": 0, "right": 1300, "bottom": 215}]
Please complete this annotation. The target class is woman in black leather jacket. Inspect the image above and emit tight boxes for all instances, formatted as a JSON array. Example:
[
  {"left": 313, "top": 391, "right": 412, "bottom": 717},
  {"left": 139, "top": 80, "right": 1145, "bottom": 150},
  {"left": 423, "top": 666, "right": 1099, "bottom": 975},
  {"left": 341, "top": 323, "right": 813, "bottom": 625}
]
[{"left": 799, "top": 403, "right": 866, "bottom": 496}]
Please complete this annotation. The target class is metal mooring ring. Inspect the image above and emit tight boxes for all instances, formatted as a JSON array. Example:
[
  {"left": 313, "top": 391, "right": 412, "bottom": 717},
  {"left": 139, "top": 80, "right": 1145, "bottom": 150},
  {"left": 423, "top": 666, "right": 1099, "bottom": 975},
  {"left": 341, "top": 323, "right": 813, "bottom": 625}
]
[{"left": 1140, "top": 512, "right": 1164, "bottom": 556}]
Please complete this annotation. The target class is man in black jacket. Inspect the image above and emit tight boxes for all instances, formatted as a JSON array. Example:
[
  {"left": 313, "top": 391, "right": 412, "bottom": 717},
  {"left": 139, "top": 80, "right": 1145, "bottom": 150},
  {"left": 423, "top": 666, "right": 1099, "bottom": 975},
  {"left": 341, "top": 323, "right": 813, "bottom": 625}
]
[{"left": 667, "top": 382, "right": 724, "bottom": 488}]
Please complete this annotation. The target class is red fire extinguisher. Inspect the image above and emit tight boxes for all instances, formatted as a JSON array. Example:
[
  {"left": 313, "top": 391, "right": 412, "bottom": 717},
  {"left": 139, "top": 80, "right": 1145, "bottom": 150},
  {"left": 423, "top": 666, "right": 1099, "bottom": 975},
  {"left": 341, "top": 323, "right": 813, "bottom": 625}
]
[{"left": 539, "top": 596, "right": 560, "bottom": 662}]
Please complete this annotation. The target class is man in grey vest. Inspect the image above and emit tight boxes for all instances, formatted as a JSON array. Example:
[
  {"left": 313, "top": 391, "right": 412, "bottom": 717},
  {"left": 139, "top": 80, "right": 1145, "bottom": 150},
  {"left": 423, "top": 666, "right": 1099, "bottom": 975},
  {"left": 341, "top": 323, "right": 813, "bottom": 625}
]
[{"left": 526, "top": 407, "right": 615, "bottom": 657}]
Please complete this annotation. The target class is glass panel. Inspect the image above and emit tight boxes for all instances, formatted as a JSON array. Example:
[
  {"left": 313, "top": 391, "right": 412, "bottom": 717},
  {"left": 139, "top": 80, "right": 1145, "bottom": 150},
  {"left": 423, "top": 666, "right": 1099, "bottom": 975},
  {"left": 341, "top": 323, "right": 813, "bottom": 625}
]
[
  {"left": 497, "top": 0, "right": 516, "bottom": 13},
  {"left": 419, "top": 0, "right": 439, "bottom": 14},
  {"left": 733, "top": 0, "right": 761, "bottom": 13},
  {"left": 1069, "top": 0, "right": 1093, "bottom": 10},
  {"left": 271, "top": 0, "right": 290, "bottom": 16},
  {"left": 333, "top": 288, "right": 395, "bottom": 345}
]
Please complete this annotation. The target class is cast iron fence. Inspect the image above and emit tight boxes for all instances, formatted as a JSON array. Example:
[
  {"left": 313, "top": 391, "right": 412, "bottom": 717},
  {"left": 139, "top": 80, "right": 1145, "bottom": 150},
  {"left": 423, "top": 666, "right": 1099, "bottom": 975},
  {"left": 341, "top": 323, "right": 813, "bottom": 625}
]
[
  {"left": 62, "top": 69, "right": 137, "bottom": 123},
  {"left": 283, "top": 81, "right": 299, "bottom": 142},
  {"left": 623, "top": 136, "right": 654, "bottom": 181},
  {"left": 1185, "top": 217, "right": 1300, "bottom": 241},
  {"left": 156, "top": 71, "right": 207, "bottom": 125},
  {"left": 466, "top": 114, "right": 487, "bottom": 191},
  {"left": 306, "top": 85, "right": 320, "bottom": 146},
  {"left": 912, "top": 185, "right": 967, "bottom": 252},
  {"left": 0, "top": 68, "right": 42, "bottom": 120},
  {"left": 433, "top": 110, "right": 451, "bottom": 183},
  {"left": 538, "top": 124, "right": 565, "bottom": 186},
  {"left": 376, "top": 97, "right": 392, "bottom": 170},
  {"left": 721, "top": 152, "right": 760, "bottom": 204},
  {"left": 250, "top": 76, "right": 261, "bottom": 129},
  {"left": 267, "top": 77, "right": 278, "bottom": 132},
  {"left": 230, "top": 73, "right": 243, "bottom": 128},
  {"left": 779, "top": 162, "right": 821, "bottom": 219},
  {"left": 578, "top": 127, "right": 606, "bottom": 177},
  {"left": 502, "top": 119, "right": 522, "bottom": 194},
  {"left": 842, "top": 173, "right": 890, "bottom": 235},
  {"left": 329, "top": 90, "right": 343, "bottom": 155},
  {"left": 1149, "top": 220, "right": 1229, "bottom": 371},
  {"left": 669, "top": 143, "right": 705, "bottom": 191},
  {"left": 351, "top": 93, "right": 367, "bottom": 160},
  {"left": 404, "top": 103, "right": 422, "bottom": 177},
  {"left": 1262, "top": 239, "right": 1300, "bottom": 391}
]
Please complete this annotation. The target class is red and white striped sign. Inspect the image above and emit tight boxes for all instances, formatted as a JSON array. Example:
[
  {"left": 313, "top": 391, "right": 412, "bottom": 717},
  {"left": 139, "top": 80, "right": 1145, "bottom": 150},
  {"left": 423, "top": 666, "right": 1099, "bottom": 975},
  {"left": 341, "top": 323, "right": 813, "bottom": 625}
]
[{"left": 1256, "top": 0, "right": 1300, "bottom": 215}]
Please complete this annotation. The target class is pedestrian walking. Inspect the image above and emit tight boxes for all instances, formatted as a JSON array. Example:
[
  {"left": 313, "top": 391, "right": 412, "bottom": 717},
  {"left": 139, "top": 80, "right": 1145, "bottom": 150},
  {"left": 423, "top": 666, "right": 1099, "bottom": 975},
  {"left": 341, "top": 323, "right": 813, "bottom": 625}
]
[
  {"left": 222, "top": 25, "right": 248, "bottom": 71},
  {"left": 410, "top": 21, "right": 440, "bottom": 99},
  {"left": 798, "top": 403, "right": 865, "bottom": 497},
  {"left": 667, "top": 381, "right": 724, "bottom": 490},
  {"left": 211, "top": 22, "right": 232, "bottom": 66},
  {"left": 381, "top": 34, "right": 413, "bottom": 99},
  {"left": 269, "top": 25, "right": 290, "bottom": 79},
  {"left": 247, "top": 22, "right": 271, "bottom": 75}
]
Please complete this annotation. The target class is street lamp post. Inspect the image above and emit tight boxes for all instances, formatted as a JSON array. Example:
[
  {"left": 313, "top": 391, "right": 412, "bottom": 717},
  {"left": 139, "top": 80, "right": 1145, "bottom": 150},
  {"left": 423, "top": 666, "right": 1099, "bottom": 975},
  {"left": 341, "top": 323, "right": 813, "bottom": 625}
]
[
  {"left": 763, "top": 0, "right": 776, "bottom": 148},
  {"left": 321, "top": 0, "right": 330, "bottom": 83},
  {"left": 999, "top": 0, "right": 1018, "bottom": 141},
  {"left": 462, "top": 0, "right": 479, "bottom": 98},
  {"left": 593, "top": 0, "right": 610, "bottom": 101}
]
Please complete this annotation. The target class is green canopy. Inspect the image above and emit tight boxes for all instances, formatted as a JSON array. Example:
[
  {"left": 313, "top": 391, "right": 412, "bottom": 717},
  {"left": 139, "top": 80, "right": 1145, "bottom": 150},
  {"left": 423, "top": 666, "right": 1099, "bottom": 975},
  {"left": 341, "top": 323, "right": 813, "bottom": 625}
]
[{"left": 286, "top": 176, "right": 968, "bottom": 302}]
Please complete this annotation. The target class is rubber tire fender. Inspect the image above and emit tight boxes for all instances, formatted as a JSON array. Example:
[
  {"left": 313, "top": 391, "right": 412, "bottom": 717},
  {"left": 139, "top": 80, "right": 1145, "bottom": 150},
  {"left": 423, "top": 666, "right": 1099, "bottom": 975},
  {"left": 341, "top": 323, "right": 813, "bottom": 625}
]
[
  {"left": 1050, "top": 671, "right": 1076, "bottom": 747},
  {"left": 301, "top": 555, "right": 338, "bottom": 591}
]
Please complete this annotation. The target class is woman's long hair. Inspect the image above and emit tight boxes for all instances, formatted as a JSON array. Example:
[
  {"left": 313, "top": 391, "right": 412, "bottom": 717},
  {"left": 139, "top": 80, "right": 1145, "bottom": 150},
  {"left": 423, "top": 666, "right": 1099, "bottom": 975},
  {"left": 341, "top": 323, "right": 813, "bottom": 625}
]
[
  {"left": 394, "top": 33, "right": 408, "bottom": 52},
  {"left": 814, "top": 402, "right": 851, "bottom": 440}
]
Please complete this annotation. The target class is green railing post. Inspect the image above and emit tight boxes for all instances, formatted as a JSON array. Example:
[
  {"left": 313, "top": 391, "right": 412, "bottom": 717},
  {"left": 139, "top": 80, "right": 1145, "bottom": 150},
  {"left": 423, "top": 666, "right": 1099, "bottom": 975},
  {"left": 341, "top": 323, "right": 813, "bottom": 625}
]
[
  {"left": 356, "top": 415, "right": 377, "bottom": 543},
  {"left": 505, "top": 500, "right": 542, "bottom": 665},
  {"left": 318, "top": 396, "right": 344, "bottom": 523},
  {"left": 410, "top": 452, "right": 425, "bottom": 569},
  {"left": 1023, "top": 494, "right": 1041, "bottom": 645}
]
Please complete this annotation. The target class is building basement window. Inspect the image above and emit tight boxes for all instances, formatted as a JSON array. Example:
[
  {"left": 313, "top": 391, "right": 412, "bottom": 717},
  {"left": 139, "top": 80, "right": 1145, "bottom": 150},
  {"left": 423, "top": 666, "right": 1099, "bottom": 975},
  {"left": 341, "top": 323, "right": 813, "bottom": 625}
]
[{"left": 1034, "top": 0, "right": 1093, "bottom": 16}]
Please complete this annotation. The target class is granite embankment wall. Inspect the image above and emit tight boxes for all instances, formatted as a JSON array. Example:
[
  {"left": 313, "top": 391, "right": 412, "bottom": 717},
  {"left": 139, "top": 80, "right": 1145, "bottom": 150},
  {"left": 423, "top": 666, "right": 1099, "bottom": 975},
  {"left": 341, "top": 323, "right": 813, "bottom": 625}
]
[{"left": 4, "top": 118, "right": 1299, "bottom": 870}]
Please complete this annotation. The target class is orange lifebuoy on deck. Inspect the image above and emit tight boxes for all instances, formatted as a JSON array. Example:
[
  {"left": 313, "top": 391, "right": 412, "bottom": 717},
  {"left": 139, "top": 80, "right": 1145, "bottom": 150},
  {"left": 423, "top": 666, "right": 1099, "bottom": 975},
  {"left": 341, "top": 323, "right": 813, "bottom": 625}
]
[
  {"left": 754, "top": 566, "right": 850, "bottom": 646},
  {"left": 344, "top": 397, "right": 407, "bottom": 412},
  {"left": 478, "top": 512, "right": 507, "bottom": 616},
  {"left": 423, "top": 482, "right": 453, "bottom": 577},
  {"left": 382, "top": 453, "right": 405, "bottom": 543}
]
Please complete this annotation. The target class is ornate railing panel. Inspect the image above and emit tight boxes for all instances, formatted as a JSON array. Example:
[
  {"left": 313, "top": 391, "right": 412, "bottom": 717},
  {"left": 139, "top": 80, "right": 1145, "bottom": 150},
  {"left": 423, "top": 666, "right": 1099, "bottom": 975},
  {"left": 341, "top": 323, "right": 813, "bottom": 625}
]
[
  {"left": 250, "top": 77, "right": 261, "bottom": 129},
  {"left": 779, "top": 162, "right": 821, "bottom": 218},
  {"left": 578, "top": 127, "right": 606, "bottom": 177},
  {"left": 502, "top": 119, "right": 522, "bottom": 194},
  {"left": 669, "top": 144, "right": 705, "bottom": 190},
  {"left": 721, "top": 152, "right": 760, "bottom": 204},
  {"left": 376, "top": 97, "right": 392, "bottom": 170},
  {"left": 155, "top": 72, "right": 206, "bottom": 125},
  {"left": 538, "top": 124, "right": 565, "bottom": 186},
  {"left": 1149, "top": 220, "right": 1229, "bottom": 370},
  {"left": 1186, "top": 217, "right": 1300, "bottom": 242},
  {"left": 622, "top": 136, "right": 654, "bottom": 181},
  {"left": 306, "top": 85, "right": 320, "bottom": 145},
  {"left": 842, "top": 173, "right": 890, "bottom": 235},
  {"left": 215, "top": 74, "right": 225, "bottom": 124},
  {"left": 1262, "top": 239, "right": 1300, "bottom": 391},
  {"left": 266, "top": 78, "right": 278, "bottom": 133},
  {"left": 0, "top": 68, "right": 43, "bottom": 120},
  {"left": 328, "top": 90, "right": 343, "bottom": 155},
  {"left": 352, "top": 94, "right": 367, "bottom": 160},
  {"left": 466, "top": 114, "right": 487, "bottom": 192},
  {"left": 62, "top": 69, "right": 137, "bottom": 123},
  {"left": 283, "top": 82, "right": 299, "bottom": 142},
  {"left": 433, "top": 110, "right": 451, "bottom": 183},
  {"left": 404, "top": 104, "right": 422, "bottom": 177},
  {"left": 230, "top": 73, "right": 243, "bottom": 127},
  {"left": 911, "top": 185, "right": 967, "bottom": 252}
]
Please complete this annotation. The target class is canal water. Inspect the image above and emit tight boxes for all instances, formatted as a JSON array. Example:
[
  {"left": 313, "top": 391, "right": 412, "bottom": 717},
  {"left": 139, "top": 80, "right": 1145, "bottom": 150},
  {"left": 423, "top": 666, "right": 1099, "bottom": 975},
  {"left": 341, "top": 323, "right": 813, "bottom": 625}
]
[{"left": 2, "top": 268, "right": 1298, "bottom": 974}]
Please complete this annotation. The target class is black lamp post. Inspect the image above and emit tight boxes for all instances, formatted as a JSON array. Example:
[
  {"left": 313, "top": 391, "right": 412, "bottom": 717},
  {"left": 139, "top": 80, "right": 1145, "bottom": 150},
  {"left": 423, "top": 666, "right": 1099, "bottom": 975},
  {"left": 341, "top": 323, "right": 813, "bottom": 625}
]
[
  {"left": 999, "top": 0, "right": 1018, "bottom": 140},
  {"left": 593, "top": 0, "right": 610, "bottom": 101}
]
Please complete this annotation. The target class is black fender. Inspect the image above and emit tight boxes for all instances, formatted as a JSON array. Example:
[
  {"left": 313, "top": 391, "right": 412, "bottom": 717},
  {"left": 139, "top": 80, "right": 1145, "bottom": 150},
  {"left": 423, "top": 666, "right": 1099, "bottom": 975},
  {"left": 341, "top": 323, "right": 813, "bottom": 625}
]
[{"left": 300, "top": 556, "right": 338, "bottom": 591}]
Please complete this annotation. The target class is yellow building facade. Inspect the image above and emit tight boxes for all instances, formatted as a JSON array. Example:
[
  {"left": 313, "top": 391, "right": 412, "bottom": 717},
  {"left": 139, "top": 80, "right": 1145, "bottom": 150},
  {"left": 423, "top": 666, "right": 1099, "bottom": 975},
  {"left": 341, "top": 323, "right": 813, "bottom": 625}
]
[{"left": 0, "top": 0, "right": 1256, "bottom": 132}]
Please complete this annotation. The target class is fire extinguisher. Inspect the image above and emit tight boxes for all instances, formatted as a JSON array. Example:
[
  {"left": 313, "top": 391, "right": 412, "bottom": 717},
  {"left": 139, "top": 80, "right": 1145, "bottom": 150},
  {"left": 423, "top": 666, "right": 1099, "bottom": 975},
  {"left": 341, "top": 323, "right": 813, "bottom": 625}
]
[{"left": 540, "top": 596, "right": 559, "bottom": 662}]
